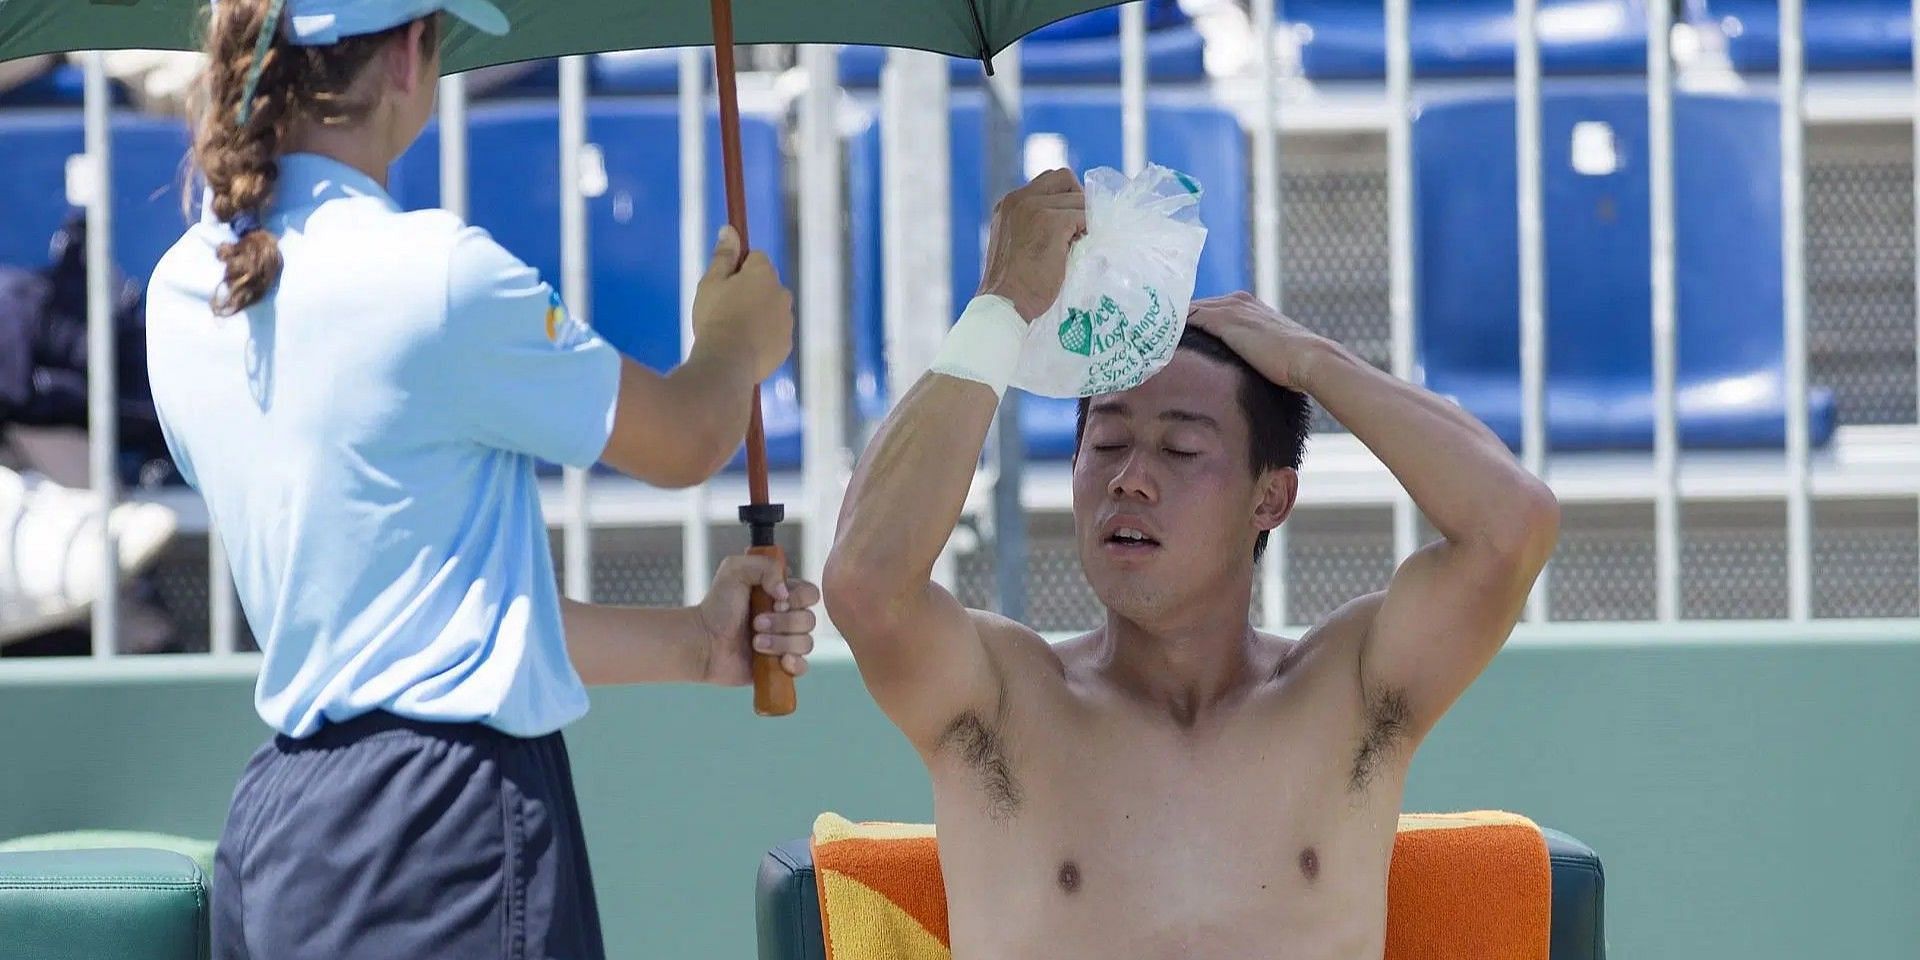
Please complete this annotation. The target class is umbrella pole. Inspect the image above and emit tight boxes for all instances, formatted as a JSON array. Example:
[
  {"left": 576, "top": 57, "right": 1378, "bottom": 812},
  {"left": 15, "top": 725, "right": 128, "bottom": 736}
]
[{"left": 710, "top": 0, "right": 796, "bottom": 716}]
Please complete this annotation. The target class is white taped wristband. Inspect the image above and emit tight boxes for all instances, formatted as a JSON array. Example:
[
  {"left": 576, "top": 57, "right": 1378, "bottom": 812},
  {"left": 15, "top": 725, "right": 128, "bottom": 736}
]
[{"left": 930, "top": 295, "right": 1028, "bottom": 399}]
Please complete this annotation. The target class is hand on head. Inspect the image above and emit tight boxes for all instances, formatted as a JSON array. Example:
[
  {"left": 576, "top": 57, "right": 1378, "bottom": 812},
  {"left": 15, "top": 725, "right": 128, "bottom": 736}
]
[
  {"left": 977, "top": 169, "right": 1088, "bottom": 322},
  {"left": 1185, "top": 291, "right": 1329, "bottom": 391},
  {"left": 692, "top": 225, "right": 796, "bottom": 382}
]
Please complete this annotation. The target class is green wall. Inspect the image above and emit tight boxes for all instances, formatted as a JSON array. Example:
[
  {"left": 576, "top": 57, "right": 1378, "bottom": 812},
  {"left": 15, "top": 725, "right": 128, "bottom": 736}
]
[{"left": 3, "top": 623, "right": 1918, "bottom": 959}]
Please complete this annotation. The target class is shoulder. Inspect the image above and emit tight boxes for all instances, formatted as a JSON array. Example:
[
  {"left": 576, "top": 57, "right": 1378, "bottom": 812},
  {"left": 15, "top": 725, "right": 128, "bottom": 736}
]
[{"left": 968, "top": 609, "right": 1067, "bottom": 679}]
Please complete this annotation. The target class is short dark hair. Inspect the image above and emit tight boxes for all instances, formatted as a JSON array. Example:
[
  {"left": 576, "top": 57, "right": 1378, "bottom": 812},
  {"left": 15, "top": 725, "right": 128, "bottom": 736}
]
[{"left": 1075, "top": 325, "right": 1313, "bottom": 561}]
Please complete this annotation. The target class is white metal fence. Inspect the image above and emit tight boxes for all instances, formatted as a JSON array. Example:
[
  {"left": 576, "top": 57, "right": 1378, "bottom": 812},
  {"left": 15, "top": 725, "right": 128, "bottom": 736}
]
[{"left": 9, "top": 0, "right": 1920, "bottom": 665}]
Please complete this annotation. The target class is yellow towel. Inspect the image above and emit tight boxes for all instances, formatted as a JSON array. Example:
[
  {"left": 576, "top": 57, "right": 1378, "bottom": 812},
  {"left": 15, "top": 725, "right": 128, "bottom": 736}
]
[{"left": 810, "top": 810, "right": 1551, "bottom": 960}]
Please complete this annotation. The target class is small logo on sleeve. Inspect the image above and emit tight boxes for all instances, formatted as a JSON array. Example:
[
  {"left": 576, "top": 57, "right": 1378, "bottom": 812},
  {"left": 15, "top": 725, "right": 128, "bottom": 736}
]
[{"left": 544, "top": 287, "right": 590, "bottom": 348}]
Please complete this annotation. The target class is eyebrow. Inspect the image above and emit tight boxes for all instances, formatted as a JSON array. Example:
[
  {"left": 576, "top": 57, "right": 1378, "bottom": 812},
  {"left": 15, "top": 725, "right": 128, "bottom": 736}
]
[{"left": 1087, "top": 402, "right": 1221, "bottom": 431}]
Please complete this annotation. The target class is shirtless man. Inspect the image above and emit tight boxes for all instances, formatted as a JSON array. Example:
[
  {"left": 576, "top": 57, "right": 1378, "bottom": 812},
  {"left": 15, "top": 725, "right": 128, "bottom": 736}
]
[{"left": 822, "top": 170, "right": 1561, "bottom": 959}]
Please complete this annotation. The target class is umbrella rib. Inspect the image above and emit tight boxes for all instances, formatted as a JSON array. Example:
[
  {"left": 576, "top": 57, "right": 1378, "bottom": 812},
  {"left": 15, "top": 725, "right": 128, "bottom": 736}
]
[{"left": 966, "top": 0, "right": 996, "bottom": 75}]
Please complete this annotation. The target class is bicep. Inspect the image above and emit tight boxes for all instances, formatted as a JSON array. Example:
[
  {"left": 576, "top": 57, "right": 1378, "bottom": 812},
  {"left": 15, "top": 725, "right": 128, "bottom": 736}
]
[
  {"left": 1358, "top": 539, "right": 1538, "bottom": 738},
  {"left": 838, "top": 579, "right": 1007, "bottom": 755}
]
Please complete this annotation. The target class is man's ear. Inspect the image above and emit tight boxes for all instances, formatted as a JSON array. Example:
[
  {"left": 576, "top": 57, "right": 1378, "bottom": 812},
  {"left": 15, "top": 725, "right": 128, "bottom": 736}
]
[{"left": 1253, "top": 467, "right": 1297, "bottom": 534}]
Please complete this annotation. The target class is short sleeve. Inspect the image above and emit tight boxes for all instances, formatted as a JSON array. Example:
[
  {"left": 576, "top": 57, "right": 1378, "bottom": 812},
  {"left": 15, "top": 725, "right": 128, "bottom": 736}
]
[{"left": 442, "top": 227, "right": 620, "bottom": 468}]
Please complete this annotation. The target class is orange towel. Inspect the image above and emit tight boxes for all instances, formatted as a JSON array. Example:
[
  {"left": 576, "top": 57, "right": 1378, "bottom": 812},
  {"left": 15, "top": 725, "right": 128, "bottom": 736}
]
[{"left": 810, "top": 810, "right": 1551, "bottom": 960}]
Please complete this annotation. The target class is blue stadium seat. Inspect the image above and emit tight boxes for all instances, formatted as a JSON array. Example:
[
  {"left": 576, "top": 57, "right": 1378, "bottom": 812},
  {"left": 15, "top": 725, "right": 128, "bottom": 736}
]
[
  {"left": 1285, "top": 0, "right": 1649, "bottom": 79},
  {"left": 392, "top": 100, "right": 801, "bottom": 471},
  {"left": 462, "top": 50, "right": 704, "bottom": 98},
  {"left": 1705, "top": 0, "right": 1911, "bottom": 73},
  {"left": 0, "top": 62, "right": 131, "bottom": 107},
  {"left": 593, "top": 48, "right": 706, "bottom": 93},
  {"left": 838, "top": 1, "right": 1206, "bottom": 87},
  {"left": 1413, "top": 88, "right": 1836, "bottom": 451},
  {"left": 848, "top": 90, "right": 1248, "bottom": 459},
  {"left": 0, "top": 113, "right": 192, "bottom": 284}
]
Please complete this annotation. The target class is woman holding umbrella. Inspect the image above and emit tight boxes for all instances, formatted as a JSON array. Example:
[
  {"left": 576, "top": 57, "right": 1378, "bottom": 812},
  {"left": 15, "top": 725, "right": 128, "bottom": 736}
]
[{"left": 144, "top": 1, "right": 817, "bottom": 957}]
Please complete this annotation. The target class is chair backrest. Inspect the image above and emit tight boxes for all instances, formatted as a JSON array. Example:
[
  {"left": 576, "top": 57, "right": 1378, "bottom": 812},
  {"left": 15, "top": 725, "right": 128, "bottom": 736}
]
[
  {"left": 1285, "top": 0, "right": 1649, "bottom": 79},
  {"left": 0, "top": 112, "right": 192, "bottom": 285},
  {"left": 1413, "top": 88, "right": 1785, "bottom": 403},
  {"left": 391, "top": 99, "right": 802, "bottom": 468},
  {"left": 1708, "top": 0, "right": 1912, "bottom": 72},
  {"left": 835, "top": 1, "right": 1199, "bottom": 87},
  {"left": 755, "top": 826, "right": 1606, "bottom": 960},
  {"left": 848, "top": 90, "right": 1246, "bottom": 454}
]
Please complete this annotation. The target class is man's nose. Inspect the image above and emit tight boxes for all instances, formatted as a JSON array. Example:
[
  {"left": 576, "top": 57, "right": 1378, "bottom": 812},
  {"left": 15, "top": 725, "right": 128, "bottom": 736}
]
[{"left": 1108, "top": 451, "right": 1158, "bottom": 503}]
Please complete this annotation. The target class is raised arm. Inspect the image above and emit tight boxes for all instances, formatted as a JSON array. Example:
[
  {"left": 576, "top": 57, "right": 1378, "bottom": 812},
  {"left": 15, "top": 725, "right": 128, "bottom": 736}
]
[
  {"left": 598, "top": 227, "right": 794, "bottom": 487},
  {"left": 1190, "top": 293, "right": 1559, "bottom": 740},
  {"left": 823, "top": 170, "right": 1085, "bottom": 750}
]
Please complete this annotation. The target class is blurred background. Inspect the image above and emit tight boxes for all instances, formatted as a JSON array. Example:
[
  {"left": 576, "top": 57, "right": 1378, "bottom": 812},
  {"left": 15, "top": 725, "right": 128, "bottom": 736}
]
[{"left": 2, "top": 1, "right": 1917, "bottom": 957}]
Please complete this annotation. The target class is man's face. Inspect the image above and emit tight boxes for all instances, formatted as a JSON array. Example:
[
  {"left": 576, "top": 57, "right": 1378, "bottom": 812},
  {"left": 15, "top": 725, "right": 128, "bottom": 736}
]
[{"left": 1073, "top": 348, "right": 1284, "bottom": 624}]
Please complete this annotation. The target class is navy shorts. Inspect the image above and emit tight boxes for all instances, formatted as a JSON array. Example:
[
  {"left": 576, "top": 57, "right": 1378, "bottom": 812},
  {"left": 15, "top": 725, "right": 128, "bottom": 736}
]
[{"left": 212, "top": 712, "right": 605, "bottom": 960}]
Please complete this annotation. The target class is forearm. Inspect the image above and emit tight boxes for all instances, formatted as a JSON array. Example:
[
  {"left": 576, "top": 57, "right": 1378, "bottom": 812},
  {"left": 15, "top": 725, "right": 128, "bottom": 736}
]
[
  {"left": 1298, "top": 340, "right": 1552, "bottom": 548},
  {"left": 560, "top": 598, "right": 706, "bottom": 686},
  {"left": 827, "top": 373, "right": 999, "bottom": 617},
  {"left": 662, "top": 345, "right": 758, "bottom": 472}
]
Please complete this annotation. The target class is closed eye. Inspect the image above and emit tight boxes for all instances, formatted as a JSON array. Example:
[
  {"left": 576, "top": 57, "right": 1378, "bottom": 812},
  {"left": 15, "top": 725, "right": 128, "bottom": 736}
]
[
  {"left": 1164, "top": 448, "right": 1199, "bottom": 459},
  {"left": 1091, "top": 443, "right": 1126, "bottom": 453}
]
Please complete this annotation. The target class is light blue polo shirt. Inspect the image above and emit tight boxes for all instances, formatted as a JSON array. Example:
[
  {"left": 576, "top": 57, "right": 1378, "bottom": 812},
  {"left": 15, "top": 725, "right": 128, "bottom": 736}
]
[{"left": 146, "top": 152, "right": 620, "bottom": 739}]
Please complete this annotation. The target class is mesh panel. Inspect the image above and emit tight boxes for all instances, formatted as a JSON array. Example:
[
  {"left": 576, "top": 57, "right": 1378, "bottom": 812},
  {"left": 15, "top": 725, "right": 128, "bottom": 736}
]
[
  {"left": 1548, "top": 504, "right": 1658, "bottom": 622},
  {"left": 1263, "top": 123, "right": 1919, "bottom": 433},
  {"left": 1813, "top": 499, "right": 1920, "bottom": 619},
  {"left": 1681, "top": 502, "right": 1790, "bottom": 620},
  {"left": 1282, "top": 508, "right": 1396, "bottom": 625},
  {"left": 552, "top": 522, "right": 806, "bottom": 608},
  {"left": 147, "top": 535, "right": 257, "bottom": 654},
  {"left": 1275, "top": 132, "right": 1391, "bottom": 436},
  {"left": 1807, "top": 124, "right": 1919, "bottom": 427},
  {"left": 957, "top": 514, "right": 1104, "bottom": 632}
]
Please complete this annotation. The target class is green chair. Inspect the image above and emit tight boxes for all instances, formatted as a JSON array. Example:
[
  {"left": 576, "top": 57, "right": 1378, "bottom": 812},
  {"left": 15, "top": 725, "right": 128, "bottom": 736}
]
[{"left": 0, "top": 847, "right": 209, "bottom": 960}]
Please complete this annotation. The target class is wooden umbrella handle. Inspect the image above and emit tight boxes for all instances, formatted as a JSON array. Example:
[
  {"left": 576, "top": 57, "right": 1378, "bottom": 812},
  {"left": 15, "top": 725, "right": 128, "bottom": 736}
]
[
  {"left": 711, "top": 0, "right": 792, "bottom": 716},
  {"left": 748, "top": 542, "right": 797, "bottom": 716}
]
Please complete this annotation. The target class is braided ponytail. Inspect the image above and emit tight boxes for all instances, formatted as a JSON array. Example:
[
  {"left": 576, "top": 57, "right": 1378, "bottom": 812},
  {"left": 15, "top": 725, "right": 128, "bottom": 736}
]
[{"left": 191, "top": 1, "right": 436, "bottom": 316}]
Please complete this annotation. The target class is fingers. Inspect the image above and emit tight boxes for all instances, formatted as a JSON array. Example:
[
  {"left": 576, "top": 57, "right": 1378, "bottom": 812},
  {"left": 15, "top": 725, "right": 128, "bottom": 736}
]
[
  {"left": 1028, "top": 167, "right": 1083, "bottom": 194},
  {"left": 715, "top": 553, "right": 788, "bottom": 601},
  {"left": 705, "top": 225, "right": 743, "bottom": 279},
  {"left": 752, "top": 625, "right": 814, "bottom": 679},
  {"left": 782, "top": 577, "right": 822, "bottom": 611},
  {"left": 753, "top": 633, "right": 811, "bottom": 678},
  {"left": 753, "top": 608, "right": 817, "bottom": 641}
]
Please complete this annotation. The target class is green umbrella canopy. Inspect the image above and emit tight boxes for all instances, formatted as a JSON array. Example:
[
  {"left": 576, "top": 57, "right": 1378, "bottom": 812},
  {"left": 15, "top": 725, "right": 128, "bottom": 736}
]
[{"left": 0, "top": 0, "right": 1133, "bottom": 74}]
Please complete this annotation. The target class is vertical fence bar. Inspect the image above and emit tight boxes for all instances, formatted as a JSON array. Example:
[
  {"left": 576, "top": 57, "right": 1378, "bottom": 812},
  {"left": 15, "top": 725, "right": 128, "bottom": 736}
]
[
  {"left": 680, "top": 49, "right": 712, "bottom": 605},
  {"left": 83, "top": 51, "right": 118, "bottom": 659},
  {"left": 1387, "top": 0, "right": 1418, "bottom": 574},
  {"left": 882, "top": 50, "right": 958, "bottom": 590},
  {"left": 799, "top": 45, "right": 847, "bottom": 590},
  {"left": 1781, "top": 0, "right": 1812, "bottom": 620},
  {"left": 1253, "top": 0, "right": 1287, "bottom": 630},
  {"left": 559, "top": 55, "right": 593, "bottom": 601},
  {"left": 986, "top": 45, "right": 1027, "bottom": 621},
  {"left": 438, "top": 73, "right": 468, "bottom": 219},
  {"left": 1649, "top": 0, "right": 1681, "bottom": 621},
  {"left": 1122, "top": 2, "right": 1148, "bottom": 176},
  {"left": 1913, "top": 0, "right": 1920, "bottom": 612},
  {"left": 1516, "top": 0, "right": 1550, "bottom": 623}
]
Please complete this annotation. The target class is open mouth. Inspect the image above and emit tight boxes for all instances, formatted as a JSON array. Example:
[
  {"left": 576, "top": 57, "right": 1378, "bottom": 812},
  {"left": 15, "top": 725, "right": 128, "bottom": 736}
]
[{"left": 1104, "top": 527, "right": 1162, "bottom": 549}]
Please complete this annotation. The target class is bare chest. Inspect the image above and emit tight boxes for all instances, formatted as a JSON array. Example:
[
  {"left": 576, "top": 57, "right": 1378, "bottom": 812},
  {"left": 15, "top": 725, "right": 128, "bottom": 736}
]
[{"left": 929, "top": 719, "right": 1402, "bottom": 960}]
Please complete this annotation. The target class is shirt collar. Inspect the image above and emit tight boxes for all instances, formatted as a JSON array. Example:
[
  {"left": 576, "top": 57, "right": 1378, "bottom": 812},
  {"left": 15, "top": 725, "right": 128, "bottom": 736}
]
[
  {"left": 272, "top": 152, "right": 402, "bottom": 216},
  {"left": 197, "top": 152, "right": 403, "bottom": 228}
]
